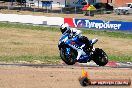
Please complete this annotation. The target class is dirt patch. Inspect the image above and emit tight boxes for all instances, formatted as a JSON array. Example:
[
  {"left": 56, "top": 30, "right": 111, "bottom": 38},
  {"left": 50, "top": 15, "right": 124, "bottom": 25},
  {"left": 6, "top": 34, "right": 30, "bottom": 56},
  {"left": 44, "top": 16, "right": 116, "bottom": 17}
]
[
  {"left": 85, "top": 34, "right": 132, "bottom": 56},
  {"left": 0, "top": 66, "right": 131, "bottom": 88}
]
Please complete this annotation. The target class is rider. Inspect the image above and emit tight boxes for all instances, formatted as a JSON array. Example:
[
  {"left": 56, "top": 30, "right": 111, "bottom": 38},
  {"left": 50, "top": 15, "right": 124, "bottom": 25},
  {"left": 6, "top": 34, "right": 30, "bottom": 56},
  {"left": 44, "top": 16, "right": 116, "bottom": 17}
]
[{"left": 60, "top": 23, "right": 91, "bottom": 61}]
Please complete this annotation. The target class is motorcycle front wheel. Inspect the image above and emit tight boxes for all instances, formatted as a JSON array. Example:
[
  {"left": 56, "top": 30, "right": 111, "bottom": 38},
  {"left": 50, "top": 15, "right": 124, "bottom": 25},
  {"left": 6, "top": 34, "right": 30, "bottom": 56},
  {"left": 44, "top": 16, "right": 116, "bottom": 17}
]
[{"left": 60, "top": 48, "right": 77, "bottom": 65}]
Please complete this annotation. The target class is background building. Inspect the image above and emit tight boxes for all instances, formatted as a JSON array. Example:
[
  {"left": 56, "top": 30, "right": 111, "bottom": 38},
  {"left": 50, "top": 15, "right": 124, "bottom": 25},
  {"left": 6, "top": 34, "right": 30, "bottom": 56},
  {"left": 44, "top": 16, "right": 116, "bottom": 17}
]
[
  {"left": 54, "top": 0, "right": 132, "bottom": 7},
  {"left": 100, "top": 0, "right": 132, "bottom": 7},
  {"left": 4, "top": 0, "right": 131, "bottom": 8}
]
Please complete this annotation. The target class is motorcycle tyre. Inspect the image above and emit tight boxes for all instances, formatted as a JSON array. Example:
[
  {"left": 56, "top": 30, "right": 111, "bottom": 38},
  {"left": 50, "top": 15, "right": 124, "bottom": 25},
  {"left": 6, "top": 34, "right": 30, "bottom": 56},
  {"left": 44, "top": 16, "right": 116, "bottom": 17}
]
[
  {"left": 60, "top": 48, "right": 76, "bottom": 65},
  {"left": 92, "top": 48, "right": 108, "bottom": 66}
]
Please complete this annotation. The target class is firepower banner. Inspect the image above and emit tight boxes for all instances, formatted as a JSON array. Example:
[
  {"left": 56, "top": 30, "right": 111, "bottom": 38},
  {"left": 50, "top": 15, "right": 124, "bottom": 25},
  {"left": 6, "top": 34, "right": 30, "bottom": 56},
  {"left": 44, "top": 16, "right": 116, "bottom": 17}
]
[{"left": 64, "top": 18, "right": 132, "bottom": 31}]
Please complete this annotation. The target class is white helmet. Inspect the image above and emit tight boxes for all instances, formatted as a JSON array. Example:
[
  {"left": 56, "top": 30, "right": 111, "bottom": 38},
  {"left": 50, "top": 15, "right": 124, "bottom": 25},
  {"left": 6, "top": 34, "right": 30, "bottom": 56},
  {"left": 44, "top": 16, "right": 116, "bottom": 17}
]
[
  {"left": 71, "top": 28, "right": 82, "bottom": 37},
  {"left": 60, "top": 23, "right": 70, "bottom": 34}
]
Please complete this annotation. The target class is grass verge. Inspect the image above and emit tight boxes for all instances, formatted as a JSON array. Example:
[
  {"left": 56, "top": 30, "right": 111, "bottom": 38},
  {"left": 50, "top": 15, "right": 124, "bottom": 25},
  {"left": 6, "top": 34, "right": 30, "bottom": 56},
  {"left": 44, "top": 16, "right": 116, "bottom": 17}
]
[
  {"left": 0, "top": 55, "right": 60, "bottom": 64},
  {"left": 0, "top": 22, "right": 132, "bottom": 39},
  {"left": 0, "top": 22, "right": 131, "bottom": 63},
  {"left": 108, "top": 55, "right": 132, "bottom": 62},
  {"left": 0, "top": 55, "right": 131, "bottom": 63},
  {"left": 82, "top": 29, "right": 132, "bottom": 39}
]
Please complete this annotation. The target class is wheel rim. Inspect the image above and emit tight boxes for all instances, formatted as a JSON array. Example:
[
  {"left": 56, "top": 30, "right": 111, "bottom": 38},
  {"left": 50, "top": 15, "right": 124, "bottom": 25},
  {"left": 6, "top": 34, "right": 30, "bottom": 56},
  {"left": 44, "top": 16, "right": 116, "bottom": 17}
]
[
  {"left": 100, "top": 52, "right": 108, "bottom": 62},
  {"left": 68, "top": 51, "right": 76, "bottom": 63},
  {"left": 60, "top": 48, "right": 76, "bottom": 64}
]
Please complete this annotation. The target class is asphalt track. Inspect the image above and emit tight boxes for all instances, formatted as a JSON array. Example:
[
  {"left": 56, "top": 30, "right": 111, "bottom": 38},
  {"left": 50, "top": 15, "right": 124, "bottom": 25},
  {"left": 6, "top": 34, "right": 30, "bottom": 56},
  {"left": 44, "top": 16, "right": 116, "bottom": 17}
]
[
  {"left": 0, "top": 61, "right": 132, "bottom": 69},
  {"left": 0, "top": 63, "right": 131, "bottom": 88}
]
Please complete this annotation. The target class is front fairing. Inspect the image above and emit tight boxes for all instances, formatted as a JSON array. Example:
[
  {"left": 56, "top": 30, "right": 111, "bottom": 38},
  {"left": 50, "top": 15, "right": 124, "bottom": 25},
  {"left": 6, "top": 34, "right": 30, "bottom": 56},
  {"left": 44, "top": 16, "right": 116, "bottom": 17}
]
[
  {"left": 71, "top": 37, "right": 83, "bottom": 46},
  {"left": 59, "top": 33, "right": 69, "bottom": 41},
  {"left": 59, "top": 33, "right": 69, "bottom": 45}
]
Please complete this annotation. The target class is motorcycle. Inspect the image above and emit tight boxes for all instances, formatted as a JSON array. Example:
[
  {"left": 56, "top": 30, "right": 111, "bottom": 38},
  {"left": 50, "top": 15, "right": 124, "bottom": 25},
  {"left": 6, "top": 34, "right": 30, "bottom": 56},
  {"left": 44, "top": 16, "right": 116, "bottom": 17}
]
[{"left": 58, "top": 32, "right": 108, "bottom": 66}]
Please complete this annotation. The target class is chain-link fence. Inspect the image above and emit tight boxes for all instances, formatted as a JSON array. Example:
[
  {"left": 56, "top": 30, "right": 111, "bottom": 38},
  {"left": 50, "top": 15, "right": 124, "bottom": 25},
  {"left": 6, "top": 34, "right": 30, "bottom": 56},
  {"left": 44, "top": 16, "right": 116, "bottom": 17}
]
[{"left": 0, "top": 1, "right": 114, "bottom": 16}]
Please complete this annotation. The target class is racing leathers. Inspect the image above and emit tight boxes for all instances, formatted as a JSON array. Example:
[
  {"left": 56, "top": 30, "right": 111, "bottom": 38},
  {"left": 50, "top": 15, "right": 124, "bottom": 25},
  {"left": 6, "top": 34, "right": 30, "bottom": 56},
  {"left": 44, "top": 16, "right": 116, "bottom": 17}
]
[{"left": 65, "top": 28, "right": 91, "bottom": 61}]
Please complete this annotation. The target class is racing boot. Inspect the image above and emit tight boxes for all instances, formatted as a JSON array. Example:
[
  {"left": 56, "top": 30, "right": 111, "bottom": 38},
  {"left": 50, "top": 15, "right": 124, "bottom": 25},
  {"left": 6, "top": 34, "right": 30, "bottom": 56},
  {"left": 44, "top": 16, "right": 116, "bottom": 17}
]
[{"left": 91, "top": 38, "right": 98, "bottom": 44}]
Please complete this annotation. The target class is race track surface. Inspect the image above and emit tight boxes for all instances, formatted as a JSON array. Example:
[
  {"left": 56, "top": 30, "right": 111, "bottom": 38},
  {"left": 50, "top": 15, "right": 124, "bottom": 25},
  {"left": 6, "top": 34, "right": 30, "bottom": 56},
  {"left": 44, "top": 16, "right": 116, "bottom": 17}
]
[{"left": 0, "top": 63, "right": 131, "bottom": 88}]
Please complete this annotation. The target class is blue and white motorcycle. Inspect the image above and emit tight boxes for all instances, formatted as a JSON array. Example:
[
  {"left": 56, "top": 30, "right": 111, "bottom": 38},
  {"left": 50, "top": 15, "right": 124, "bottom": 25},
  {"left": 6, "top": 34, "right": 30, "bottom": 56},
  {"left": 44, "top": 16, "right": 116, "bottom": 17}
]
[{"left": 58, "top": 33, "right": 108, "bottom": 66}]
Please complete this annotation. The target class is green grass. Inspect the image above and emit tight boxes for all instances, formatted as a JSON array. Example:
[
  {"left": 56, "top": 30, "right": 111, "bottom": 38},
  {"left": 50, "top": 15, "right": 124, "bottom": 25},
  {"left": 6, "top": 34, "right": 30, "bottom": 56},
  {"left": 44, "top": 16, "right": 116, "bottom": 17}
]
[
  {"left": 0, "top": 22, "right": 132, "bottom": 39},
  {"left": 81, "top": 29, "right": 132, "bottom": 39},
  {"left": 108, "top": 55, "right": 132, "bottom": 62},
  {"left": 0, "top": 55, "right": 131, "bottom": 63},
  {"left": 0, "top": 22, "right": 60, "bottom": 32},
  {"left": 0, "top": 55, "right": 60, "bottom": 64}
]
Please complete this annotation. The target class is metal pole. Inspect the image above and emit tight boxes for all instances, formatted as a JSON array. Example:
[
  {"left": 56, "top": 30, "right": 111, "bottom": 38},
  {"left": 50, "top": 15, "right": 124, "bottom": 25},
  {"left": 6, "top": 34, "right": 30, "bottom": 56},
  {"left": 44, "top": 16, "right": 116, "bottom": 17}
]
[
  {"left": 38, "top": 0, "right": 39, "bottom": 8},
  {"left": 8, "top": 1, "right": 10, "bottom": 10},
  {"left": 75, "top": 6, "right": 76, "bottom": 14},
  {"left": 20, "top": 0, "right": 22, "bottom": 10},
  {"left": 61, "top": 5, "right": 63, "bottom": 13},
  {"left": 65, "top": 0, "right": 66, "bottom": 7},
  {"left": 46, "top": 4, "right": 48, "bottom": 13}
]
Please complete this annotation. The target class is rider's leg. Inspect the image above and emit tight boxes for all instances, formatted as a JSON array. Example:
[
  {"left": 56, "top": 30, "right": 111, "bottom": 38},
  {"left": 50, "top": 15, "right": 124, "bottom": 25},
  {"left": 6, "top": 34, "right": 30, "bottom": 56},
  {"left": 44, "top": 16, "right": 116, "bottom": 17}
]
[
  {"left": 79, "top": 36, "right": 91, "bottom": 52},
  {"left": 76, "top": 49, "right": 85, "bottom": 60},
  {"left": 76, "top": 49, "right": 82, "bottom": 60},
  {"left": 91, "top": 38, "right": 98, "bottom": 44}
]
